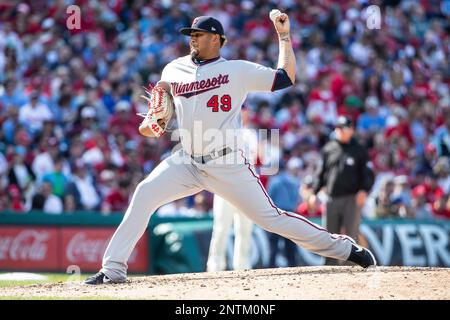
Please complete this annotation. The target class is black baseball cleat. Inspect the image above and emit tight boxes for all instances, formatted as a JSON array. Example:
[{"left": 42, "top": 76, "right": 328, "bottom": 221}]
[
  {"left": 347, "top": 244, "right": 377, "bottom": 268},
  {"left": 83, "top": 272, "right": 125, "bottom": 285}
]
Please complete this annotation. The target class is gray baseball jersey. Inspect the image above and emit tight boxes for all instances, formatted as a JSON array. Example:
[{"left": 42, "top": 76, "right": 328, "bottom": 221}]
[
  {"left": 100, "top": 56, "right": 355, "bottom": 281},
  {"left": 161, "top": 55, "right": 277, "bottom": 155}
]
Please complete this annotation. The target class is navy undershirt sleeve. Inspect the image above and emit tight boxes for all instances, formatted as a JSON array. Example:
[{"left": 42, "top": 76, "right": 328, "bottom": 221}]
[{"left": 271, "top": 68, "right": 293, "bottom": 91}]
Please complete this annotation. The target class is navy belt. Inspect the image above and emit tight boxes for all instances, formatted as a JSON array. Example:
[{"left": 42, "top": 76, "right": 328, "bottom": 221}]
[{"left": 191, "top": 147, "right": 232, "bottom": 164}]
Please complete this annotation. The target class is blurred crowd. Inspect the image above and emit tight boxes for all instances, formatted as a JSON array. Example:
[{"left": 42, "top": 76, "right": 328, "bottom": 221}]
[{"left": 0, "top": 0, "right": 449, "bottom": 219}]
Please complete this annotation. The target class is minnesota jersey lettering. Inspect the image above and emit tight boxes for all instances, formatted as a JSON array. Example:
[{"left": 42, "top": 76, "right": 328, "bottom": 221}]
[{"left": 171, "top": 74, "right": 230, "bottom": 98}]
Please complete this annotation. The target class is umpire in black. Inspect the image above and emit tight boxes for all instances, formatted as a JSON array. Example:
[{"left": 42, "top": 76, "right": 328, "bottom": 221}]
[{"left": 313, "top": 116, "right": 374, "bottom": 265}]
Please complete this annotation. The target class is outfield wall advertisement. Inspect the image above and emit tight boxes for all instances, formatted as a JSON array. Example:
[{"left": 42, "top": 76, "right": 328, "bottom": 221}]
[
  {"left": 0, "top": 213, "right": 449, "bottom": 274},
  {"left": 362, "top": 223, "right": 450, "bottom": 266},
  {"left": 0, "top": 226, "right": 148, "bottom": 272},
  {"left": 294, "top": 222, "right": 450, "bottom": 267},
  {"left": 151, "top": 219, "right": 450, "bottom": 274}
]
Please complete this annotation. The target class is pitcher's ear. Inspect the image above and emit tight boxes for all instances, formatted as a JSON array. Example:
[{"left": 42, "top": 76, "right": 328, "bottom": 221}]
[{"left": 220, "top": 35, "right": 227, "bottom": 48}]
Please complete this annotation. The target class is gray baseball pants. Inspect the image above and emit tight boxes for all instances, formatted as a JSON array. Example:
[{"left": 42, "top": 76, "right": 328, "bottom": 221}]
[{"left": 101, "top": 150, "right": 355, "bottom": 281}]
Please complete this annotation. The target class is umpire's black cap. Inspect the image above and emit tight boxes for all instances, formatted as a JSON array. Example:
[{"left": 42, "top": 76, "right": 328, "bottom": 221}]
[
  {"left": 335, "top": 116, "right": 354, "bottom": 128},
  {"left": 180, "top": 16, "right": 225, "bottom": 36}
]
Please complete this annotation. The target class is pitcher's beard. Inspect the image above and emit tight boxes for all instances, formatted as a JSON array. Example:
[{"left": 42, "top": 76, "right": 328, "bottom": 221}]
[{"left": 190, "top": 48, "right": 199, "bottom": 59}]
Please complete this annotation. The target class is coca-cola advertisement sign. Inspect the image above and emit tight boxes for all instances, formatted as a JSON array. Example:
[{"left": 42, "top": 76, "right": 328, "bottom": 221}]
[
  {"left": 0, "top": 226, "right": 149, "bottom": 272},
  {"left": 62, "top": 228, "right": 148, "bottom": 272},
  {"left": 0, "top": 227, "right": 59, "bottom": 270}
]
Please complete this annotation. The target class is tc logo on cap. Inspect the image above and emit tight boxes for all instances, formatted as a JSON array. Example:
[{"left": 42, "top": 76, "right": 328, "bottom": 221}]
[{"left": 180, "top": 16, "right": 225, "bottom": 36}]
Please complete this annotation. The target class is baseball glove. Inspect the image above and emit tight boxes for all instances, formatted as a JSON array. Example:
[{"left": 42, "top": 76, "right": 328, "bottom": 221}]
[{"left": 138, "top": 85, "right": 174, "bottom": 138}]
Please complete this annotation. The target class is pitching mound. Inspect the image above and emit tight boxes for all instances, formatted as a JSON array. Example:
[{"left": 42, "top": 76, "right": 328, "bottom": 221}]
[{"left": 1, "top": 267, "right": 449, "bottom": 300}]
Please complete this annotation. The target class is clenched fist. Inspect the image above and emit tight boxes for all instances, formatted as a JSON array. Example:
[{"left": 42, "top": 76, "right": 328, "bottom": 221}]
[{"left": 270, "top": 10, "right": 290, "bottom": 34}]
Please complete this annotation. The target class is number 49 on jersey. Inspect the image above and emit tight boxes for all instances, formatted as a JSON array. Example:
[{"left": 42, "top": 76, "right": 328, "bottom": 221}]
[{"left": 207, "top": 95, "right": 231, "bottom": 112}]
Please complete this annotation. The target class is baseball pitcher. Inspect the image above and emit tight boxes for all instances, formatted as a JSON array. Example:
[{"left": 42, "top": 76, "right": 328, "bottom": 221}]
[{"left": 85, "top": 11, "right": 376, "bottom": 285}]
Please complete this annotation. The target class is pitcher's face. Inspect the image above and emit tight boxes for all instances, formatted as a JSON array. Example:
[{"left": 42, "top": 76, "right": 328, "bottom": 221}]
[{"left": 189, "top": 31, "right": 218, "bottom": 59}]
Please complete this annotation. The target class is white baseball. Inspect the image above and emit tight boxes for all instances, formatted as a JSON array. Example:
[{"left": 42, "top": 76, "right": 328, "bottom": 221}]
[{"left": 269, "top": 9, "right": 282, "bottom": 22}]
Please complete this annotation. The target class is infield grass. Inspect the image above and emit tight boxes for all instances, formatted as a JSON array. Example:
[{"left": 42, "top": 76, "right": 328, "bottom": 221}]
[
  {"left": 0, "top": 273, "right": 118, "bottom": 300},
  {"left": 0, "top": 296, "right": 118, "bottom": 300},
  {"left": 0, "top": 273, "right": 77, "bottom": 288}
]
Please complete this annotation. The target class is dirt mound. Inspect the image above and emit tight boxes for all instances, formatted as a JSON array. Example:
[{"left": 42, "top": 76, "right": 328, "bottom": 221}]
[{"left": 1, "top": 267, "right": 449, "bottom": 300}]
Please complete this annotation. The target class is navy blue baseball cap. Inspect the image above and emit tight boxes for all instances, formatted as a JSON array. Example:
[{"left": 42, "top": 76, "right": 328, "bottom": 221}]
[
  {"left": 335, "top": 116, "right": 354, "bottom": 128},
  {"left": 180, "top": 16, "right": 225, "bottom": 36}
]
